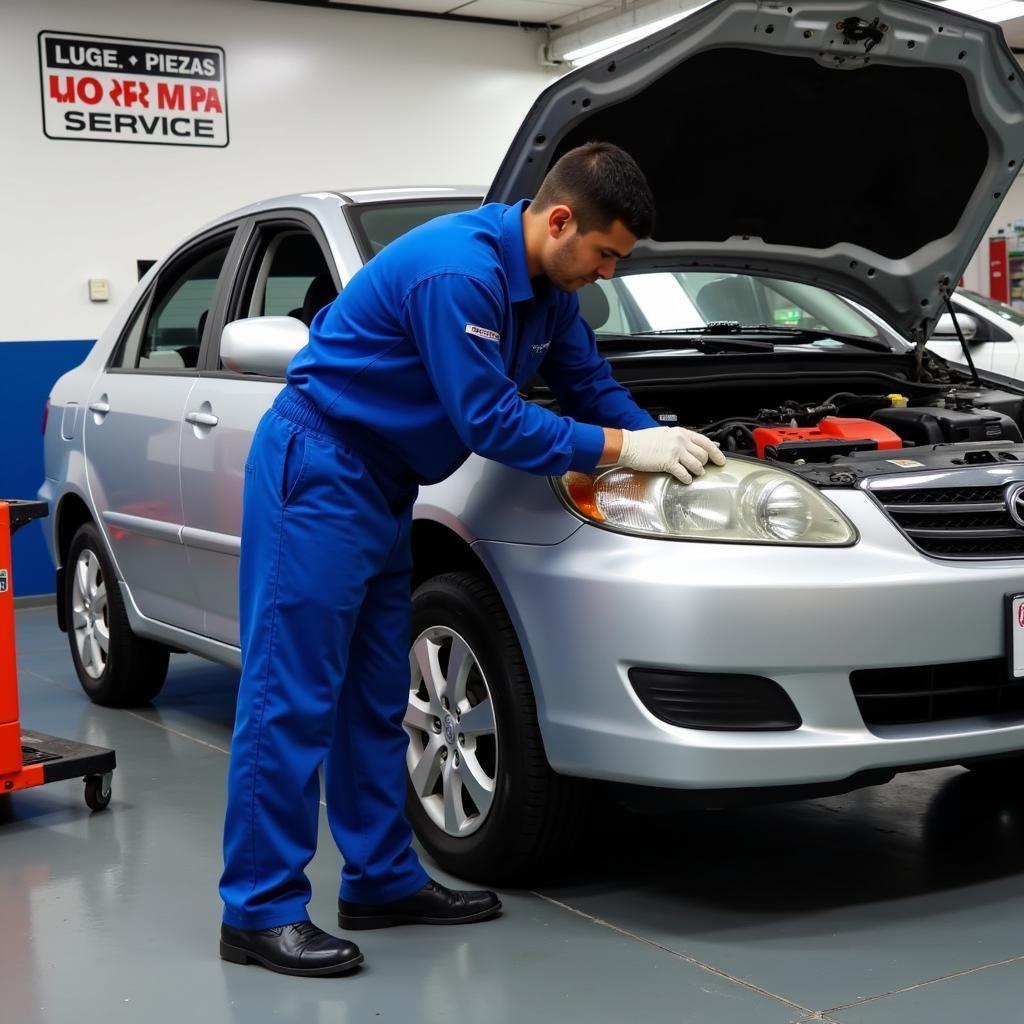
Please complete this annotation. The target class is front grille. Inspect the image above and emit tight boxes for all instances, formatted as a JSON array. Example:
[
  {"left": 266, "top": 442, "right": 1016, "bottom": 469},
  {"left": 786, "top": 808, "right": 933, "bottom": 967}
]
[
  {"left": 851, "top": 658, "right": 1024, "bottom": 726},
  {"left": 871, "top": 484, "right": 1024, "bottom": 558},
  {"left": 628, "top": 668, "right": 801, "bottom": 731}
]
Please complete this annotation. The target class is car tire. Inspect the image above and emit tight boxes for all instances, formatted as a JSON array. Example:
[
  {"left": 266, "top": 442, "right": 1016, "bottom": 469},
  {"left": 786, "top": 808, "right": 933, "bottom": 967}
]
[
  {"left": 404, "top": 571, "right": 587, "bottom": 884},
  {"left": 64, "top": 522, "right": 169, "bottom": 707}
]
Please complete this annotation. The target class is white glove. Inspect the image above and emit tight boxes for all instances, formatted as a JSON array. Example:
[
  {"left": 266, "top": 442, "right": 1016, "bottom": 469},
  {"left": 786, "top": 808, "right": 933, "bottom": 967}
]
[{"left": 618, "top": 426, "right": 727, "bottom": 484}]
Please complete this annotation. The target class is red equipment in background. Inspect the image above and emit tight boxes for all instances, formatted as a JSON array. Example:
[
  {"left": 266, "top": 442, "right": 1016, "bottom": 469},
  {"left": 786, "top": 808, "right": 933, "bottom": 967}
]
[
  {"left": 0, "top": 500, "right": 115, "bottom": 812},
  {"left": 990, "top": 236, "right": 1009, "bottom": 304}
]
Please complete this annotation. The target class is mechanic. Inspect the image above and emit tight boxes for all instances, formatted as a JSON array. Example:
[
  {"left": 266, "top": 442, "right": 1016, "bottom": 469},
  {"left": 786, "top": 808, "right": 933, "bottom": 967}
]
[{"left": 219, "top": 141, "right": 726, "bottom": 977}]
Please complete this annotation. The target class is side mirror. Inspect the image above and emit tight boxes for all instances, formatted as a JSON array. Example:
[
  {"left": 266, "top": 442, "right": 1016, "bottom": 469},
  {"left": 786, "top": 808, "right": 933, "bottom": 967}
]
[
  {"left": 220, "top": 317, "right": 308, "bottom": 377},
  {"left": 932, "top": 312, "right": 979, "bottom": 342}
]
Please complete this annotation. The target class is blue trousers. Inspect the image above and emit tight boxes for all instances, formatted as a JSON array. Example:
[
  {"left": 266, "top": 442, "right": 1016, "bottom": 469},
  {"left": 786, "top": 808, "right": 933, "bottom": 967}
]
[{"left": 220, "top": 396, "right": 429, "bottom": 929}]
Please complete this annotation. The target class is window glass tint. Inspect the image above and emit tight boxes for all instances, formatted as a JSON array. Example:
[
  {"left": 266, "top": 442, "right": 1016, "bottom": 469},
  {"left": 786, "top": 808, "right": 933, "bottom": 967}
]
[
  {"left": 959, "top": 289, "right": 1024, "bottom": 326},
  {"left": 351, "top": 199, "right": 480, "bottom": 256},
  {"left": 246, "top": 230, "right": 335, "bottom": 323},
  {"left": 137, "top": 242, "right": 230, "bottom": 369},
  {"left": 585, "top": 271, "right": 897, "bottom": 350},
  {"left": 111, "top": 294, "right": 150, "bottom": 369}
]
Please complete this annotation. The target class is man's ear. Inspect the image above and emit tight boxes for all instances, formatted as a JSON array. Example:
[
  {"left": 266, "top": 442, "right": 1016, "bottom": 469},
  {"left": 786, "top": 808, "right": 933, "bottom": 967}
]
[{"left": 547, "top": 205, "right": 573, "bottom": 239}]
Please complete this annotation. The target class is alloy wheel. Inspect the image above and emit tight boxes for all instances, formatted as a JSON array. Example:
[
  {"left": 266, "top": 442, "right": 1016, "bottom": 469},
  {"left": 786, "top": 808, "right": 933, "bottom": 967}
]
[
  {"left": 405, "top": 626, "right": 498, "bottom": 837},
  {"left": 71, "top": 548, "right": 109, "bottom": 680}
]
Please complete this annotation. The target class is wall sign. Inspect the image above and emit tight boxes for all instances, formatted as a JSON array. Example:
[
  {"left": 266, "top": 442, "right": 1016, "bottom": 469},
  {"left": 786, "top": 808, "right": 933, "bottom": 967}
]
[{"left": 38, "top": 31, "right": 228, "bottom": 147}]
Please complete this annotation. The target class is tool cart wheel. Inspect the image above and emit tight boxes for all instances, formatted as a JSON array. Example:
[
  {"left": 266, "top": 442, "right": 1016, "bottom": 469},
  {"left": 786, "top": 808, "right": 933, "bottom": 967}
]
[{"left": 84, "top": 773, "right": 112, "bottom": 812}]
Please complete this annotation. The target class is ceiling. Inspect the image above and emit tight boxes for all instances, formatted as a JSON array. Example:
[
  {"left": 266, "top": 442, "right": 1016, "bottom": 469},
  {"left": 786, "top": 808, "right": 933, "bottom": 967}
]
[
  {"left": 262, "top": 0, "right": 1024, "bottom": 54},
  {"left": 261, "top": 0, "right": 614, "bottom": 29}
]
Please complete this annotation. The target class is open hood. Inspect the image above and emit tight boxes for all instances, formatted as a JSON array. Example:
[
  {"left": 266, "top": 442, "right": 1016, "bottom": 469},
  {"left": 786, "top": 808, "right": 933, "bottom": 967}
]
[{"left": 486, "top": 0, "right": 1024, "bottom": 340}]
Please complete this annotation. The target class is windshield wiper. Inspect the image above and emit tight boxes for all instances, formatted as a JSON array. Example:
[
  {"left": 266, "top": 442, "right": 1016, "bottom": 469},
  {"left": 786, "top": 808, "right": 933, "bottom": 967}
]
[{"left": 633, "top": 322, "right": 893, "bottom": 352}]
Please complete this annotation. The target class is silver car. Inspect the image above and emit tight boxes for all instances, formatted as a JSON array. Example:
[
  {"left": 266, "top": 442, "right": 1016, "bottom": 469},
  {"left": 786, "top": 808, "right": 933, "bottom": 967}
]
[{"left": 40, "top": 0, "right": 1024, "bottom": 881}]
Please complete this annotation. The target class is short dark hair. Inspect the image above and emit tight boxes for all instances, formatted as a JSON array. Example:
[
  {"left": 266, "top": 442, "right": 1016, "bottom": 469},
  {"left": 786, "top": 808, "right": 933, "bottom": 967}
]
[{"left": 532, "top": 141, "right": 654, "bottom": 239}]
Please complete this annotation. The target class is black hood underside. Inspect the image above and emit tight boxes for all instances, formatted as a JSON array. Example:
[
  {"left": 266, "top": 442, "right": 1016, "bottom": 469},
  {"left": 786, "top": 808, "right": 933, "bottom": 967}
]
[{"left": 553, "top": 48, "right": 987, "bottom": 260}]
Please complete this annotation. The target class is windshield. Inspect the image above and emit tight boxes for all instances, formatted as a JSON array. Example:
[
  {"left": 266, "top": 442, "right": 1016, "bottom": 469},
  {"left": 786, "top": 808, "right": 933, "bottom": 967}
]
[
  {"left": 349, "top": 198, "right": 480, "bottom": 259},
  {"left": 959, "top": 288, "right": 1024, "bottom": 327},
  {"left": 581, "top": 271, "right": 904, "bottom": 351}
]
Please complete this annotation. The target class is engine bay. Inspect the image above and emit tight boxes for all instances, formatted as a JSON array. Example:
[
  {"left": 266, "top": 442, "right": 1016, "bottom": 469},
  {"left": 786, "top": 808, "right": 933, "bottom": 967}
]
[{"left": 671, "top": 386, "right": 1024, "bottom": 465}]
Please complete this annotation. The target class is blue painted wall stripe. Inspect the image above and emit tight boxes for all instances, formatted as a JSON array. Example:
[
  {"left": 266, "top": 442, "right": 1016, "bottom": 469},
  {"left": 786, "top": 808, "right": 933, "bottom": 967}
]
[{"left": 4, "top": 339, "right": 96, "bottom": 597}]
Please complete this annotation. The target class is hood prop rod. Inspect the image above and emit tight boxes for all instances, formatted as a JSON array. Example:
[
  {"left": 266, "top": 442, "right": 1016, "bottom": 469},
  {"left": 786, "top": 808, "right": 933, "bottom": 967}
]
[{"left": 940, "top": 290, "right": 982, "bottom": 386}]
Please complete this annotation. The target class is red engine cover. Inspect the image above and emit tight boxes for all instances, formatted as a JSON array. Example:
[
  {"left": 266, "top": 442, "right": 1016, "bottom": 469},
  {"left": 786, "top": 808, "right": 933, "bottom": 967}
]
[{"left": 752, "top": 417, "right": 903, "bottom": 459}]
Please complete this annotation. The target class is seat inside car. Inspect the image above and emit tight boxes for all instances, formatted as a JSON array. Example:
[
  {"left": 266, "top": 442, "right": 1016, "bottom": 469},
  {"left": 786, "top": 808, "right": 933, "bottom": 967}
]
[
  {"left": 299, "top": 272, "right": 338, "bottom": 326},
  {"left": 695, "top": 276, "right": 763, "bottom": 326}
]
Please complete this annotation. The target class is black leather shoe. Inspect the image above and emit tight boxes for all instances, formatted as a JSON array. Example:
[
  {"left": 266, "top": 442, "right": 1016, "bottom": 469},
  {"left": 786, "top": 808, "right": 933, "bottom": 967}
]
[
  {"left": 220, "top": 921, "right": 363, "bottom": 977},
  {"left": 338, "top": 879, "right": 502, "bottom": 930}
]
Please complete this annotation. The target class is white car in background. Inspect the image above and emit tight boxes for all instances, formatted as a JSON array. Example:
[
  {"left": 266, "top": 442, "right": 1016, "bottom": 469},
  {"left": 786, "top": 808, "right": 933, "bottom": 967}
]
[{"left": 929, "top": 289, "right": 1024, "bottom": 378}]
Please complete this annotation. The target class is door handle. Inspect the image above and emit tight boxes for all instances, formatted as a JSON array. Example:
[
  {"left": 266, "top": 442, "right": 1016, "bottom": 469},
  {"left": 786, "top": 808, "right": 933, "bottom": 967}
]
[
  {"left": 88, "top": 400, "right": 110, "bottom": 414},
  {"left": 185, "top": 411, "right": 219, "bottom": 427}
]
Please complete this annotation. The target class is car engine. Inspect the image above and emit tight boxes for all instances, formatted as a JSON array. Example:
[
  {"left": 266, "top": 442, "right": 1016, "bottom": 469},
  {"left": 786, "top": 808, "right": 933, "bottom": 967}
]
[{"left": 672, "top": 387, "right": 1024, "bottom": 465}]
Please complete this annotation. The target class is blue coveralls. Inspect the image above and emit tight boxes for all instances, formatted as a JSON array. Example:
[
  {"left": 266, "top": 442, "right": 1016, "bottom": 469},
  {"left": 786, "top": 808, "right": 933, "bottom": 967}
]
[{"left": 220, "top": 199, "right": 656, "bottom": 929}]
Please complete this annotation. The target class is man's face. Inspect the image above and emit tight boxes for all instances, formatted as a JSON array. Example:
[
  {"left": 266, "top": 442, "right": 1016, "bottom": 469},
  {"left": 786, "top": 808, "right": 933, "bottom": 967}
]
[{"left": 542, "top": 214, "right": 638, "bottom": 293}]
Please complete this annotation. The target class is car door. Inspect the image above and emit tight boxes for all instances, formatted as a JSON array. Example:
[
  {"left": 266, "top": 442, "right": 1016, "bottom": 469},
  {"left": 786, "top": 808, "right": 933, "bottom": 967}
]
[
  {"left": 83, "top": 228, "right": 237, "bottom": 632},
  {"left": 179, "top": 214, "right": 339, "bottom": 645}
]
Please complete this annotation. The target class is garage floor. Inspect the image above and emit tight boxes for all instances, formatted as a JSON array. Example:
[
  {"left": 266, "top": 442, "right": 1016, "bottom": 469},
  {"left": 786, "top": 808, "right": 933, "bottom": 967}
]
[{"left": 4, "top": 607, "right": 1024, "bottom": 1024}]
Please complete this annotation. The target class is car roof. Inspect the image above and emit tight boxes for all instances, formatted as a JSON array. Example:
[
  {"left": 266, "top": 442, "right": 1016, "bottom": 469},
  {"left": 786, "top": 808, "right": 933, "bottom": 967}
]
[
  {"left": 194, "top": 187, "right": 484, "bottom": 235},
  {"left": 337, "top": 186, "right": 484, "bottom": 204}
]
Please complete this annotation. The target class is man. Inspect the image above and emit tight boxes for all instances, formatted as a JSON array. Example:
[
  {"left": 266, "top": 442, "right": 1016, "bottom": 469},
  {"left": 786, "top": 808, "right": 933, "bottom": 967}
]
[{"left": 219, "top": 142, "right": 726, "bottom": 977}]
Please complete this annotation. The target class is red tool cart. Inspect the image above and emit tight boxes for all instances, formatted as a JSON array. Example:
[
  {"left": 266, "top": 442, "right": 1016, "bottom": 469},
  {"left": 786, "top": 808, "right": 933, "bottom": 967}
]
[{"left": 0, "top": 500, "right": 116, "bottom": 811}]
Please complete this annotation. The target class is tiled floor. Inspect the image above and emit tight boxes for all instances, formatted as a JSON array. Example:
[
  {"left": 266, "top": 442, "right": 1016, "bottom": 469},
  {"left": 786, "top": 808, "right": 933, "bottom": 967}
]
[{"left": 4, "top": 605, "right": 1024, "bottom": 1023}]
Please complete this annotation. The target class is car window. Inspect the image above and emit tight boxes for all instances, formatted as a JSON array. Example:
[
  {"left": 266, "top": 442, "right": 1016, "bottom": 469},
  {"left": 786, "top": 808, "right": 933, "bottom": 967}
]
[
  {"left": 243, "top": 228, "right": 336, "bottom": 323},
  {"left": 958, "top": 289, "right": 1024, "bottom": 327},
  {"left": 114, "top": 238, "right": 232, "bottom": 371},
  {"left": 579, "top": 271, "right": 900, "bottom": 350},
  {"left": 349, "top": 199, "right": 480, "bottom": 258}
]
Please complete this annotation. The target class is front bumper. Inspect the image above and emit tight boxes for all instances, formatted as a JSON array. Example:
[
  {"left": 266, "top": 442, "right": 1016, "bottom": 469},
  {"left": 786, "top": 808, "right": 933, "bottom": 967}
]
[{"left": 473, "top": 489, "right": 1024, "bottom": 790}]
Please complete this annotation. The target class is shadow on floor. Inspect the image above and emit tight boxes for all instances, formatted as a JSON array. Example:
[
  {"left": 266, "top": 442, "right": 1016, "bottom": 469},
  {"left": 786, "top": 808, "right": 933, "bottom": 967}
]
[{"left": 537, "top": 767, "right": 1024, "bottom": 922}]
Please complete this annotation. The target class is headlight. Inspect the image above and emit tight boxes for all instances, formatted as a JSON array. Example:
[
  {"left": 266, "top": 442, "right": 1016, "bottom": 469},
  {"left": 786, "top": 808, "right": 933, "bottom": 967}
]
[{"left": 556, "top": 459, "right": 856, "bottom": 545}]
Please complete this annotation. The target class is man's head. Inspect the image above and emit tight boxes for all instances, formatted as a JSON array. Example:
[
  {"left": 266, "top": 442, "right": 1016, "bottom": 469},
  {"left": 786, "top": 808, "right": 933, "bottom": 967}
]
[{"left": 523, "top": 142, "right": 655, "bottom": 292}]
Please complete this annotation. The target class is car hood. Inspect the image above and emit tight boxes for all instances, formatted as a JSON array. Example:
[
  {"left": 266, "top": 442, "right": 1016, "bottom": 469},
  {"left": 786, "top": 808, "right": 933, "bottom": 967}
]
[{"left": 486, "top": 0, "right": 1024, "bottom": 341}]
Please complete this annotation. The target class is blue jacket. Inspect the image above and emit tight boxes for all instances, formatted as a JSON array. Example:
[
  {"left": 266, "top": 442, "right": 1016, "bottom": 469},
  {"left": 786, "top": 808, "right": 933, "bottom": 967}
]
[{"left": 287, "top": 199, "right": 656, "bottom": 485}]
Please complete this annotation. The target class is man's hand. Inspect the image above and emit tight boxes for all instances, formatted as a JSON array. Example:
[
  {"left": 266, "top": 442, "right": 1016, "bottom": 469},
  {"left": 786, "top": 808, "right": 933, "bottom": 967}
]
[{"left": 617, "top": 426, "right": 726, "bottom": 484}]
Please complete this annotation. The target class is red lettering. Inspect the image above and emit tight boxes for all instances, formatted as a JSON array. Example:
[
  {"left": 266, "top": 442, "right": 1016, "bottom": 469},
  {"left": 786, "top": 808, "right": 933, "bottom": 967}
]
[
  {"left": 187, "top": 85, "right": 223, "bottom": 113},
  {"left": 123, "top": 81, "right": 147, "bottom": 108},
  {"left": 107, "top": 80, "right": 150, "bottom": 109},
  {"left": 157, "top": 82, "right": 184, "bottom": 110},
  {"left": 202, "top": 86, "right": 222, "bottom": 114},
  {"left": 48, "top": 75, "right": 75, "bottom": 103},
  {"left": 76, "top": 77, "right": 103, "bottom": 105}
]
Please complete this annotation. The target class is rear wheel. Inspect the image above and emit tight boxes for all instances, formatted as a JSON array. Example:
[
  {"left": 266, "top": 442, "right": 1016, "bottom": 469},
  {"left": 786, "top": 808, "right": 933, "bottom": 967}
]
[
  {"left": 404, "top": 571, "right": 587, "bottom": 884},
  {"left": 64, "top": 523, "right": 169, "bottom": 706}
]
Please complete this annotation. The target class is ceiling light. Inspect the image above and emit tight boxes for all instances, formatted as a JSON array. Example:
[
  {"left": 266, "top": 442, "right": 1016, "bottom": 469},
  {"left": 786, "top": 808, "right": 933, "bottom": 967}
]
[
  {"left": 974, "top": 0, "right": 1024, "bottom": 20},
  {"left": 561, "top": 11, "right": 689, "bottom": 63},
  {"left": 937, "top": 0, "right": 1024, "bottom": 20}
]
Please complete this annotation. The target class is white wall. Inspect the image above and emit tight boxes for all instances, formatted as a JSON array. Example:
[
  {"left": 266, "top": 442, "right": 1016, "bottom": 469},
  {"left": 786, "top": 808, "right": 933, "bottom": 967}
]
[{"left": 0, "top": 0, "right": 556, "bottom": 341}]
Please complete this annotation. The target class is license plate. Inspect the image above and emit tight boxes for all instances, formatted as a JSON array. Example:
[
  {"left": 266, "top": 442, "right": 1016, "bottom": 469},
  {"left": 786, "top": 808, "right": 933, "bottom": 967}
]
[{"left": 1008, "top": 594, "right": 1024, "bottom": 679}]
